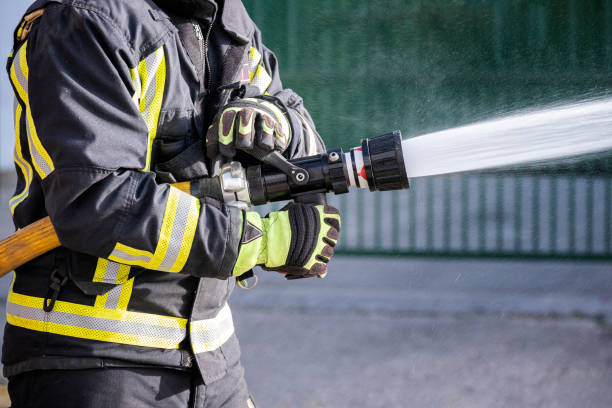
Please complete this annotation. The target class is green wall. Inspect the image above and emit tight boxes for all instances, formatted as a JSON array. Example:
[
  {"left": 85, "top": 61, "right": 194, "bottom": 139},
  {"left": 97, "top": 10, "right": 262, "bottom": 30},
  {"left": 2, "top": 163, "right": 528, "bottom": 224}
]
[{"left": 243, "top": 0, "right": 612, "bottom": 170}]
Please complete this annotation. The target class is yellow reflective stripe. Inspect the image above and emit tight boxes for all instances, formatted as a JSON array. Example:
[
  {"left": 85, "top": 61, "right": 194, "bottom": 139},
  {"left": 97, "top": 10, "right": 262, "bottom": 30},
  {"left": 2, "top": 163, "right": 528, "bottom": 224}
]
[
  {"left": 109, "top": 187, "right": 200, "bottom": 273},
  {"left": 94, "top": 292, "right": 107, "bottom": 309},
  {"left": 93, "top": 259, "right": 133, "bottom": 310},
  {"left": 133, "top": 47, "right": 166, "bottom": 172},
  {"left": 251, "top": 64, "right": 272, "bottom": 94},
  {"left": 9, "top": 60, "right": 27, "bottom": 104},
  {"left": 9, "top": 103, "right": 33, "bottom": 215},
  {"left": 116, "top": 264, "right": 131, "bottom": 286},
  {"left": 190, "top": 303, "right": 235, "bottom": 354},
  {"left": 92, "top": 259, "right": 131, "bottom": 285},
  {"left": 175, "top": 193, "right": 200, "bottom": 270},
  {"left": 93, "top": 258, "right": 110, "bottom": 283},
  {"left": 25, "top": 105, "right": 54, "bottom": 179},
  {"left": 108, "top": 264, "right": 133, "bottom": 311},
  {"left": 116, "top": 277, "right": 134, "bottom": 311},
  {"left": 9, "top": 291, "right": 186, "bottom": 328},
  {"left": 129, "top": 66, "right": 142, "bottom": 107},
  {"left": 137, "top": 56, "right": 150, "bottom": 114},
  {"left": 18, "top": 45, "right": 29, "bottom": 82},
  {"left": 7, "top": 290, "right": 233, "bottom": 351},
  {"left": 111, "top": 243, "right": 154, "bottom": 264},
  {"left": 248, "top": 46, "right": 262, "bottom": 75},
  {"left": 6, "top": 314, "right": 180, "bottom": 349},
  {"left": 96, "top": 277, "right": 132, "bottom": 311},
  {"left": 9, "top": 42, "right": 54, "bottom": 179},
  {"left": 7, "top": 289, "right": 187, "bottom": 349},
  {"left": 247, "top": 46, "right": 272, "bottom": 93}
]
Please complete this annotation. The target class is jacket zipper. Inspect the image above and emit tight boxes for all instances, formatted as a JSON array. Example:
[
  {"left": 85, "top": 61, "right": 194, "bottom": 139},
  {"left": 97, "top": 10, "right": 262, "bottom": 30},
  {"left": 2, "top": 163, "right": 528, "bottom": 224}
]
[{"left": 193, "top": 21, "right": 214, "bottom": 93}]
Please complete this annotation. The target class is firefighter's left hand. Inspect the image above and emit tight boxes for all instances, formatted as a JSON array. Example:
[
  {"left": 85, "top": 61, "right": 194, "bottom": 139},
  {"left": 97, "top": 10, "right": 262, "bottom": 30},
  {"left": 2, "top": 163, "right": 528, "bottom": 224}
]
[
  {"left": 206, "top": 97, "right": 291, "bottom": 159},
  {"left": 232, "top": 203, "right": 341, "bottom": 279}
]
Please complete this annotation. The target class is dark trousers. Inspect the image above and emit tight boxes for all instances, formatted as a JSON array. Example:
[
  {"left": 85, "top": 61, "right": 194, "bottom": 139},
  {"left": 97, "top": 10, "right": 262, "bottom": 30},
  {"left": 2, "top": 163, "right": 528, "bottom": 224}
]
[{"left": 8, "top": 363, "right": 254, "bottom": 408}]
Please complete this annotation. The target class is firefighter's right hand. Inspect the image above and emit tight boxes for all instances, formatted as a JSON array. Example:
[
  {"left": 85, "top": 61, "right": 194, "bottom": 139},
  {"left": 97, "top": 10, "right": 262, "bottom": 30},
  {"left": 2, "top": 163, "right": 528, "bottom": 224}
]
[
  {"left": 206, "top": 97, "right": 291, "bottom": 159},
  {"left": 232, "top": 203, "right": 341, "bottom": 279}
]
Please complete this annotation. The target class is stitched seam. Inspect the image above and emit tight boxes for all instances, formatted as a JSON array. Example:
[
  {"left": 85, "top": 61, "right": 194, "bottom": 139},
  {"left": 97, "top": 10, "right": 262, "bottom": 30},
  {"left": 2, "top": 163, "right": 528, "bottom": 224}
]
[
  {"left": 64, "top": 2, "right": 134, "bottom": 55},
  {"left": 218, "top": 208, "right": 238, "bottom": 277},
  {"left": 47, "top": 167, "right": 140, "bottom": 255},
  {"left": 67, "top": 1, "right": 175, "bottom": 59}
]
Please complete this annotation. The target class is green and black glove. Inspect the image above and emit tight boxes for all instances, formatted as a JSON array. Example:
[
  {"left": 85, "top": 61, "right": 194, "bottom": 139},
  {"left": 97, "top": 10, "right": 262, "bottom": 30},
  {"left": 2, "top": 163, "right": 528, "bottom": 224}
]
[
  {"left": 233, "top": 203, "right": 341, "bottom": 279},
  {"left": 206, "top": 97, "right": 291, "bottom": 159}
]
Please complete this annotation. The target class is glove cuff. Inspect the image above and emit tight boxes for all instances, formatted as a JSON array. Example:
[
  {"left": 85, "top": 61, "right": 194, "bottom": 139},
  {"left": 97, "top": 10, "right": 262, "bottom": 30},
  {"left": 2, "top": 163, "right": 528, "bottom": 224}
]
[{"left": 232, "top": 211, "right": 265, "bottom": 276}]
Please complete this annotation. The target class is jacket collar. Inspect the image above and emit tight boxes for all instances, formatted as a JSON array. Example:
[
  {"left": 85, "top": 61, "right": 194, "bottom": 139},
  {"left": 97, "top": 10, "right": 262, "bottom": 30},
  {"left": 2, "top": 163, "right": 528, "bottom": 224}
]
[
  {"left": 152, "top": 0, "right": 217, "bottom": 22},
  {"left": 220, "top": 0, "right": 252, "bottom": 44},
  {"left": 153, "top": 0, "right": 251, "bottom": 45}
]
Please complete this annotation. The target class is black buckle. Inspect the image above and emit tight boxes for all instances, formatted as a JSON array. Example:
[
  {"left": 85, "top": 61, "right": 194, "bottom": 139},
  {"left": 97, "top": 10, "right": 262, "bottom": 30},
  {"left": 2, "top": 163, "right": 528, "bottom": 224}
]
[
  {"left": 43, "top": 269, "right": 68, "bottom": 312},
  {"left": 236, "top": 270, "right": 258, "bottom": 290}
]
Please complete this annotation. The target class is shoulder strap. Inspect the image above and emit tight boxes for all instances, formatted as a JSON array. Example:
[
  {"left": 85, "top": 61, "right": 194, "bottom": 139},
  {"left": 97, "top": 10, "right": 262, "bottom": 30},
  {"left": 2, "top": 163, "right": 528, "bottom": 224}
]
[
  {"left": 13, "top": 0, "right": 62, "bottom": 47},
  {"left": 7, "top": 0, "right": 61, "bottom": 73},
  {"left": 16, "top": 8, "right": 45, "bottom": 42}
]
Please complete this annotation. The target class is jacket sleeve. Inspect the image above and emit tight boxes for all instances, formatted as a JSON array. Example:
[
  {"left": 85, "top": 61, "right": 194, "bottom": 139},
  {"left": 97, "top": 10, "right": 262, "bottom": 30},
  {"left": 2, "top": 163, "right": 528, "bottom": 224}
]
[
  {"left": 24, "top": 5, "right": 241, "bottom": 279},
  {"left": 248, "top": 26, "right": 326, "bottom": 159}
]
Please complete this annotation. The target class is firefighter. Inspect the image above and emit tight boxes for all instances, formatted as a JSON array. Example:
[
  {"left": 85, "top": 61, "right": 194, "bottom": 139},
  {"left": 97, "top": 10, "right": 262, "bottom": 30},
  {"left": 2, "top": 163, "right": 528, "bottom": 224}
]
[{"left": 3, "top": 0, "right": 341, "bottom": 406}]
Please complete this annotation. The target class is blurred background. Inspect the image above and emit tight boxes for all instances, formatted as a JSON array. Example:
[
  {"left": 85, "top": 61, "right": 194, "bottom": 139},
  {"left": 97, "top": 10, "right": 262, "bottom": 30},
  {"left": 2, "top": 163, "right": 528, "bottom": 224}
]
[{"left": 0, "top": 1, "right": 611, "bottom": 407}]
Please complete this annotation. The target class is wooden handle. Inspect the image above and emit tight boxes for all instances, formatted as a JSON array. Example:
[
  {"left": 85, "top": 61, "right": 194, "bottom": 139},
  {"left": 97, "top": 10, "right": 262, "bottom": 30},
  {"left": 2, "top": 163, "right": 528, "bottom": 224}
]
[
  {"left": 0, "top": 216, "right": 59, "bottom": 277},
  {"left": 0, "top": 182, "right": 193, "bottom": 278}
]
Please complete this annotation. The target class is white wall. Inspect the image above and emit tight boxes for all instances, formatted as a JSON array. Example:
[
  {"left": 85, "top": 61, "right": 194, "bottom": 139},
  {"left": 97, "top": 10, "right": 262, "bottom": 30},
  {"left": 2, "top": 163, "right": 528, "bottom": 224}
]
[{"left": 0, "top": 3, "right": 29, "bottom": 171}]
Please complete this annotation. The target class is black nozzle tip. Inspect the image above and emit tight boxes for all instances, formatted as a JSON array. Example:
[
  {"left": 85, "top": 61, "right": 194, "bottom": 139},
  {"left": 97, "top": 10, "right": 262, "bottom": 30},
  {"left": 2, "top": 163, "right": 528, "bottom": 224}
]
[{"left": 362, "top": 131, "right": 410, "bottom": 192}]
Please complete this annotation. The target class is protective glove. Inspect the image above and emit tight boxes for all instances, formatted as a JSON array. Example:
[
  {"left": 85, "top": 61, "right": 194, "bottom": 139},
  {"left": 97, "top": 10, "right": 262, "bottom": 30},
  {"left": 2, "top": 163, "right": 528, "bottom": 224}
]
[
  {"left": 206, "top": 97, "right": 291, "bottom": 159},
  {"left": 233, "top": 203, "right": 341, "bottom": 278}
]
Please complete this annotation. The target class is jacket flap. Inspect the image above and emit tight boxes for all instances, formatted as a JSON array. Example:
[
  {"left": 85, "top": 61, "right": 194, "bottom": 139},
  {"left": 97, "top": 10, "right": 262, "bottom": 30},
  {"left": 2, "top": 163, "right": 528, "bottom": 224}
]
[{"left": 220, "top": 0, "right": 253, "bottom": 45}]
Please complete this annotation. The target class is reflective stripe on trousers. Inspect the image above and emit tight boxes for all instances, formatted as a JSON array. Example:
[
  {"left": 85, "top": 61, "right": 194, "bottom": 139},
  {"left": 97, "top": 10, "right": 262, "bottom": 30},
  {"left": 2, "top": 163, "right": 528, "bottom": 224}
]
[{"left": 6, "top": 287, "right": 234, "bottom": 353}]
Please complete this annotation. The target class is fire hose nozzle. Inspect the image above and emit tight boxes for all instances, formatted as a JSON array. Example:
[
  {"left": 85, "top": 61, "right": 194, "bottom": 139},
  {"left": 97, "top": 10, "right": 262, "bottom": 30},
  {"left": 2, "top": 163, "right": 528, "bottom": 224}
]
[
  {"left": 244, "top": 130, "right": 410, "bottom": 205},
  {"left": 187, "top": 131, "right": 411, "bottom": 208}
]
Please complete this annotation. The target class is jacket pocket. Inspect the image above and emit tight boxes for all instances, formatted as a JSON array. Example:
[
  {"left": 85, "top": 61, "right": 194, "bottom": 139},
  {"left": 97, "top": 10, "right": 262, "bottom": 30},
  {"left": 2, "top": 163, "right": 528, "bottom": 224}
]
[
  {"left": 68, "top": 252, "right": 138, "bottom": 296},
  {"left": 153, "top": 109, "right": 209, "bottom": 182},
  {"left": 154, "top": 109, "right": 194, "bottom": 163}
]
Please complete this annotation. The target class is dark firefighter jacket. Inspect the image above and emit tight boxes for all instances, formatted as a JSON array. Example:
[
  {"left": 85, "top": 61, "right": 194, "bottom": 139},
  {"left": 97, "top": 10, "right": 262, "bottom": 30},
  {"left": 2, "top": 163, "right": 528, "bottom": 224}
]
[{"left": 3, "top": 0, "right": 323, "bottom": 383}]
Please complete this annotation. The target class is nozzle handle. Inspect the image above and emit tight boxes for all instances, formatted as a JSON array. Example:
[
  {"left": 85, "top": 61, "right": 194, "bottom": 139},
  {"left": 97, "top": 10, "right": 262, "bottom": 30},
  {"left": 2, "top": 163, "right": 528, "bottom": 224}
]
[{"left": 248, "top": 148, "right": 310, "bottom": 185}]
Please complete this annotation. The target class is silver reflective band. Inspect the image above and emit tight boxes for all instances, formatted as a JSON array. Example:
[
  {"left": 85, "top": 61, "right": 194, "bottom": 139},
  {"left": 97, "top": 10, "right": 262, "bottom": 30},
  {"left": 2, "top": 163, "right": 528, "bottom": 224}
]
[
  {"left": 351, "top": 147, "right": 369, "bottom": 189},
  {"left": 156, "top": 192, "right": 193, "bottom": 271},
  {"left": 104, "top": 284, "right": 124, "bottom": 310},
  {"left": 344, "top": 152, "right": 356, "bottom": 188},
  {"left": 6, "top": 294, "right": 187, "bottom": 349},
  {"left": 110, "top": 248, "right": 152, "bottom": 264},
  {"left": 190, "top": 303, "right": 235, "bottom": 354}
]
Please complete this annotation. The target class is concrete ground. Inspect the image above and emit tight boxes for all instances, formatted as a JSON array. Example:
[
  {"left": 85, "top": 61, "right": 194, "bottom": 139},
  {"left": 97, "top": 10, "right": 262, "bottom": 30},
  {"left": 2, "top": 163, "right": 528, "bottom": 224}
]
[{"left": 230, "top": 257, "right": 612, "bottom": 408}]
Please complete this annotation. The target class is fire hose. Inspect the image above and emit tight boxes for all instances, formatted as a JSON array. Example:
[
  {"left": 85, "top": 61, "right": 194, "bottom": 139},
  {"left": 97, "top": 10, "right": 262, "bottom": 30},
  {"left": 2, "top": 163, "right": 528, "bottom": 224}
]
[{"left": 0, "top": 131, "right": 409, "bottom": 277}]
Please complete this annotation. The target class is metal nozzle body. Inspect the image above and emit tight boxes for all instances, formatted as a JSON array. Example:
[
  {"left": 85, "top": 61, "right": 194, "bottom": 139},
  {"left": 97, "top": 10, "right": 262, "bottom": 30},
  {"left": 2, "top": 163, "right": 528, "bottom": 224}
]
[{"left": 198, "top": 131, "right": 411, "bottom": 207}]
